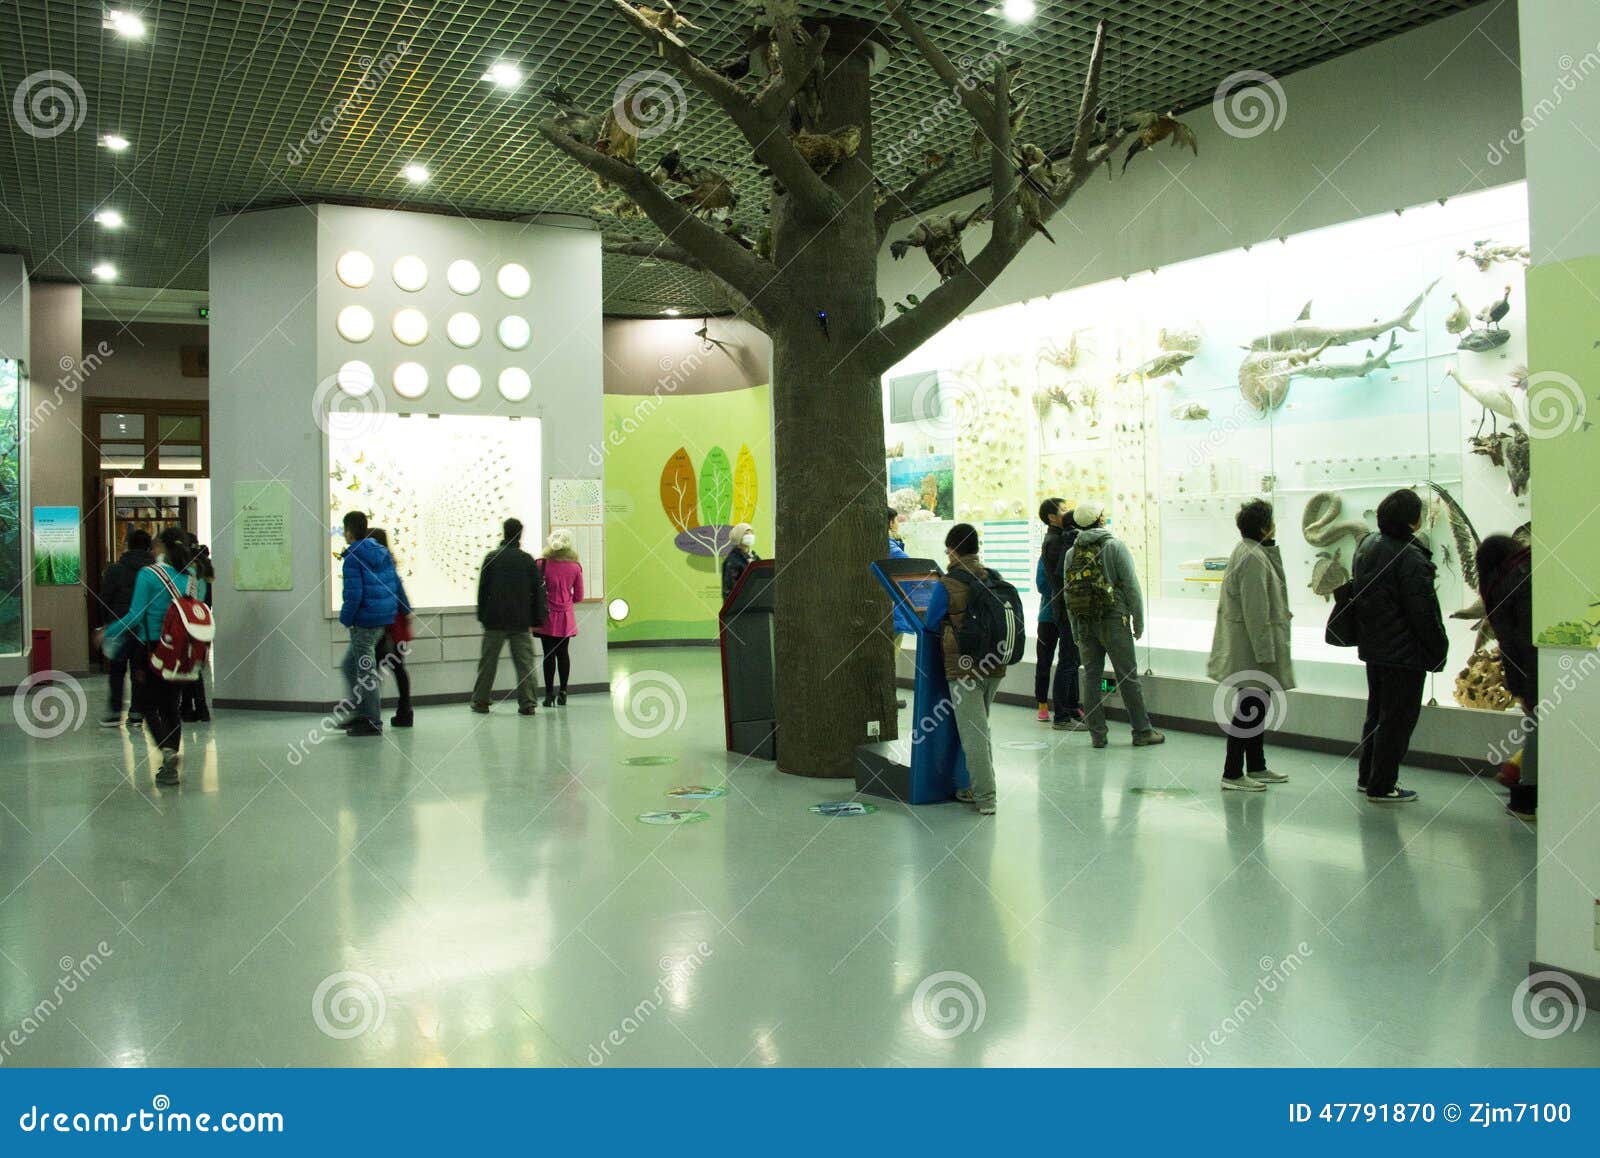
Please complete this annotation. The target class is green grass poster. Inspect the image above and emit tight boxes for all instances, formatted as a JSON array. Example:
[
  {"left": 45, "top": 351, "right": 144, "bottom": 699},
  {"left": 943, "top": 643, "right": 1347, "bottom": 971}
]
[{"left": 32, "top": 507, "right": 81, "bottom": 586}]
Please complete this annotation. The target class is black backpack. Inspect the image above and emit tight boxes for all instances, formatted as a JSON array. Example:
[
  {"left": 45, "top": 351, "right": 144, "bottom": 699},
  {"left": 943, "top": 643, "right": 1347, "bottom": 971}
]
[{"left": 951, "top": 567, "right": 1026, "bottom": 673}]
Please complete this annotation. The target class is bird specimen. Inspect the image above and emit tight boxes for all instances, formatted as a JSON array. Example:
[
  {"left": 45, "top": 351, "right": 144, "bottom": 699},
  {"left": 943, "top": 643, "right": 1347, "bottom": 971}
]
[
  {"left": 1444, "top": 293, "right": 1471, "bottom": 335},
  {"left": 1476, "top": 285, "right": 1513, "bottom": 331},
  {"left": 1458, "top": 240, "right": 1531, "bottom": 272},
  {"left": 541, "top": 85, "right": 605, "bottom": 143},
  {"left": 791, "top": 126, "right": 861, "bottom": 176},
  {"left": 892, "top": 293, "right": 923, "bottom": 315},
  {"left": 1505, "top": 422, "right": 1531, "bottom": 496},
  {"left": 671, "top": 164, "right": 739, "bottom": 217},
  {"left": 719, "top": 217, "right": 756, "bottom": 249},
  {"left": 593, "top": 193, "right": 644, "bottom": 219},
  {"left": 649, "top": 147, "right": 684, "bottom": 184},
  {"left": 1014, "top": 145, "right": 1056, "bottom": 244},
  {"left": 889, "top": 203, "right": 989, "bottom": 281},
  {"left": 972, "top": 92, "right": 1030, "bottom": 161},
  {"left": 627, "top": 1, "right": 696, "bottom": 54},
  {"left": 1445, "top": 364, "right": 1518, "bottom": 437},
  {"left": 695, "top": 319, "right": 733, "bottom": 354},
  {"left": 1120, "top": 111, "right": 1198, "bottom": 172}
]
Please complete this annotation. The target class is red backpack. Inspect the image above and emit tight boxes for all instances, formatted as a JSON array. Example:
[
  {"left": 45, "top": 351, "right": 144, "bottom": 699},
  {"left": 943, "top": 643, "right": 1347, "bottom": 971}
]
[{"left": 148, "top": 566, "right": 215, "bottom": 682}]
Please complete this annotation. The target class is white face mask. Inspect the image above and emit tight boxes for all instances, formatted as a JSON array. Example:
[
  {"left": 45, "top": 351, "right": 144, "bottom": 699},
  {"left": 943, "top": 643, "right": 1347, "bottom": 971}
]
[{"left": 740, "top": 533, "right": 755, "bottom": 550}]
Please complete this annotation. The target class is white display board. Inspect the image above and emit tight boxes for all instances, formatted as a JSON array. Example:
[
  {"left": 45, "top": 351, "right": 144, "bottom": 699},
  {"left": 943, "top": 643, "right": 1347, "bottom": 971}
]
[{"left": 327, "top": 412, "right": 542, "bottom": 611}]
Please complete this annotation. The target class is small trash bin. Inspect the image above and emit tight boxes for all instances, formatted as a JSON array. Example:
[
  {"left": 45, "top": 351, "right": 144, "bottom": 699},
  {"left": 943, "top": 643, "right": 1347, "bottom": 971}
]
[{"left": 30, "top": 629, "right": 52, "bottom": 676}]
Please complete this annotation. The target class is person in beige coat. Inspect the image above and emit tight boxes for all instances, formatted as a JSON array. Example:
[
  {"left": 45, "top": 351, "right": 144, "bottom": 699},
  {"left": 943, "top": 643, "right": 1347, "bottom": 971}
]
[{"left": 1206, "top": 499, "right": 1295, "bottom": 791}]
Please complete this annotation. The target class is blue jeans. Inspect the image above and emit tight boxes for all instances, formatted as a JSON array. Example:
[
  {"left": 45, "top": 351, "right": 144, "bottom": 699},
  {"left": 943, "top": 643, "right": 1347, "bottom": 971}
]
[{"left": 341, "top": 625, "right": 385, "bottom": 727}]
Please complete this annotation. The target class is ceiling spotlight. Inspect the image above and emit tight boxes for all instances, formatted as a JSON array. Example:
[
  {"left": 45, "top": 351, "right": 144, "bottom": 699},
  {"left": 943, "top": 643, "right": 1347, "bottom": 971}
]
[
  {"left": 94, "top": 208, "right": 125, "bottom": 228},
  {"left": 91, "top": 263, "right": 117, "bottom": 281},
  {"left": 997, "top": 0, "right": 1037, "bottom": 22},
  {"left": 104, "top": 9, "right": 147, "bottom": 39},
  {"left": 100, "top": 133, "right": 130, "bottom": 151},
  {"left": 483, "top": 61, "right": 523, "bottom": 88},
  {"left": 402, "top": 162, "right": 429, "bottom": 184}
]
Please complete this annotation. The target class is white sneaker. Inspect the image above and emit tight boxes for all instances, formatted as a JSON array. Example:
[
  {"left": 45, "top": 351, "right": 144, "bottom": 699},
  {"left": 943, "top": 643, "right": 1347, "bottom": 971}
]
[
  {"left": 1249, "top": 769, "right": 1289, "bottom": 784},
  {"left": 1222, "top": 775, "right": 1266, "bottom": 792}
]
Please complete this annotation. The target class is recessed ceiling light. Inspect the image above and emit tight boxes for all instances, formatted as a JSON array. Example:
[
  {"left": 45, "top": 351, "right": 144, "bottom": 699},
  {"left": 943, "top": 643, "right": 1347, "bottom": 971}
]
[
  {"left": 104, "top": 9, "right": 146, "bottom": 39},
  {"left": 663, "top": 307, "right": 681, "bottom": 316},
  {"left": 91, "top": 263, "right": 117, "bottom": 281},
  {"left": 100, "top": 133, "right": 131, "bottom": 151},
  {"left": 402, "top": 162, "right": 429, "bottom": 183},
  {"left": 483, "top": 61, "right": 523, "bottom": 88},
  {"left": 994, "top": 0, "right": 1037, "bottom": 22},
  {"left": 94, "top": 208, "right": 125, "bottom": 229}
]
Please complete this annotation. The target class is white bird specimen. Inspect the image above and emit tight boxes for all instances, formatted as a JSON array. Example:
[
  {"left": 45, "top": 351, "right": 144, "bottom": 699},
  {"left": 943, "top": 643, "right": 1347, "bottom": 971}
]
[{"left": 1445, "top": 363, "right": 1518, "bottom": 437}]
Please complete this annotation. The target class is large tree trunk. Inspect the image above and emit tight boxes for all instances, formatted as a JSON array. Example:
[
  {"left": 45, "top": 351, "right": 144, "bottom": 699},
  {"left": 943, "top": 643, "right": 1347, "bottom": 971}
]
[{"left": 770, "top": 20, "right": 898, "bottom": 777}]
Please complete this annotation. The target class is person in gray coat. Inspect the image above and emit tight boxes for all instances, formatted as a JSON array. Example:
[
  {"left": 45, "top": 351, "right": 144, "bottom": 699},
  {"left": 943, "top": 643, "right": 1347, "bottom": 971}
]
[
  {"left": 1207, "top": 499, "right": 1294, "bottom": 790},
  {"left": 1064, "top": 500, "right": 1164, "bottom": 748}
]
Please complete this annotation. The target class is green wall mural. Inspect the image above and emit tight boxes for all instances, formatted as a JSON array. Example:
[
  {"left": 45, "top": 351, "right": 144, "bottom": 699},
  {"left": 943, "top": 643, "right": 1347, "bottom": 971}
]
[
  {"left": 603, "top": 384, "right": 773, "bottom": 643},
  {"left": 1528, "top": 257, "right": 1600, "bottom": 646}
]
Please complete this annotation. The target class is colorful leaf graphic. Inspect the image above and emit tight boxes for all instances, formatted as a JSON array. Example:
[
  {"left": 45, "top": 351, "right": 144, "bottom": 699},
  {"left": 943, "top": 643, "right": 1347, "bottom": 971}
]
[
  {"left": 699, "top": 446, "right": 733, "bottom": 527},
  {"left": 732, "top": 444, "right": 758, "bottom": 526},
  {"left": 660, "top": 447, "right": 699, "bottom": 532}
]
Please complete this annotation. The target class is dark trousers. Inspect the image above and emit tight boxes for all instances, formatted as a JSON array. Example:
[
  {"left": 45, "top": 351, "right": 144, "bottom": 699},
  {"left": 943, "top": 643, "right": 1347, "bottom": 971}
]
[
  {"left": 538, "top": 634, "right": 571, "bottom": 693},
  {"left": 107, "top": 654, "right": 130, "bottom": 714},
  {"left": 178, "top": 667, "right": 208, "bottom": 717},
  {"left": 127, "top": 639, "right": 182, "bottom": 753},
  {"left": 1223, "top": 687, "right": 1270, "bottom": 778},
  {"left": 1033, "top": 621, "right": 1081, "bottom": 718},
  {"left": 377, "top": 633, "right": 411, "bottom": 711},
  {"left": 1358, "top": 664, "right": 1427, "bottom": 796}
]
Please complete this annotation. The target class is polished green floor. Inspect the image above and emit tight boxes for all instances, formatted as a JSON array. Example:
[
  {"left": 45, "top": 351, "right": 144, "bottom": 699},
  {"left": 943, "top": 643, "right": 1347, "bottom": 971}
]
[{"left": 1, "top": 648, "right": 1594, "bottom": 1067}]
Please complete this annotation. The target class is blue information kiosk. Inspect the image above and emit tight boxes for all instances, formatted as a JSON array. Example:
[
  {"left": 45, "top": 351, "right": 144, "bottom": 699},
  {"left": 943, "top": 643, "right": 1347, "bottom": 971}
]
[{"left": 854, "top": 557, "right": 970, "bottom": 804}]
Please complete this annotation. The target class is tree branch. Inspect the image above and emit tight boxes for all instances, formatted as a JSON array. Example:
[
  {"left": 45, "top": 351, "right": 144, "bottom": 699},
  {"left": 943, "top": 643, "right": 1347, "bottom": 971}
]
[
  {"left": 861, "top": 18, "right": 1122, "bottom": 376},
  {"left": 883, "top": 0, "right": 996, "bottom": 128},
  {"left": 537, "top": 120, "right": 773, "bottom": 302},
  {"left": 987, "top": 59, "right": 1021, "bottom": 252},
  {"left": 874, "top": 157, "right": 949, "bottom": 244},
  {"left": 609, "top": 0, "right": 840, "bottom": 218},
  {"left": 602, "top": 239, "right": 771, "bottom": 333},
  {"left": 753, "top": 6, "right": 830, "bottom": 124}
]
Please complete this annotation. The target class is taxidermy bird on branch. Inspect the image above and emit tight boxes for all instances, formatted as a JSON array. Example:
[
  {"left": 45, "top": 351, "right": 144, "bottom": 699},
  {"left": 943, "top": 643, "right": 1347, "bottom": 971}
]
[
  {"left": 541, "top": 86, "right": 605, "bottom": 144},
  {"left": 1121, "top": 111, "right": 1199, "bottom": 171},
  {"left": 890, "top": 203, "right": 990, "bottom": 281}
]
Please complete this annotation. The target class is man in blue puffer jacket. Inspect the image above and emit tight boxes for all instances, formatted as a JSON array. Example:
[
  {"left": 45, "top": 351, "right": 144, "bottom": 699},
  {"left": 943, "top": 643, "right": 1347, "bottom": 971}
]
[
  {"left": 338, "top": 510, "right": 400, "bottom": 736},
  {"left": 887, "top": 508, "right": 916, "bottom": 709}
]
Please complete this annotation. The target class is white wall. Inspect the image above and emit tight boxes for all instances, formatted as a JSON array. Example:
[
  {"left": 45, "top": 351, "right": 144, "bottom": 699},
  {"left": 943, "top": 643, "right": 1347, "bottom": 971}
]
[
  {"left": 877, "top": 2, "right": 1524, "bottom": 309},
  {"left": 208, "top": 204, "right": 606, "bottom": 707}
]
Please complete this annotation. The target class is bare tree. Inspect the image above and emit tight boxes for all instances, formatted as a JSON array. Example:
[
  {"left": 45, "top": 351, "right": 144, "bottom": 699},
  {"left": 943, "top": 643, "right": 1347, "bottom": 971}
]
[{"left": 540, "top": 1, "right": 1137, "bottom": 778}]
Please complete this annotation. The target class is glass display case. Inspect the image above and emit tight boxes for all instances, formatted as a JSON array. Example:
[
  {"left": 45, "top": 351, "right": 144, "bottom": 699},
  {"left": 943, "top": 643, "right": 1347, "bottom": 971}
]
[
  {"left": 0, "top": 358, "right": 23, "bottom": 655},
  {"left": 884, "top": 184, "right": 1531, "bottom": 712}
]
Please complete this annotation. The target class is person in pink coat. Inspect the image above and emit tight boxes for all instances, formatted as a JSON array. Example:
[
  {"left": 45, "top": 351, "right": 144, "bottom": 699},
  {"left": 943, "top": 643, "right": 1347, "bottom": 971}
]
[{"left": 536, "top": 529, "right": 584, "bottom": 706}]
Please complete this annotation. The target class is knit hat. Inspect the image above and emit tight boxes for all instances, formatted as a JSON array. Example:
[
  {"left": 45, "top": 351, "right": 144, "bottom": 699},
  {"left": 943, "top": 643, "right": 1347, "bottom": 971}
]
[
  {"left": 547, "top": 528, "right": 574, "bottom": 553},
  {"left": 1073, "top": 499, "right": 1106, "bottom": 529}
]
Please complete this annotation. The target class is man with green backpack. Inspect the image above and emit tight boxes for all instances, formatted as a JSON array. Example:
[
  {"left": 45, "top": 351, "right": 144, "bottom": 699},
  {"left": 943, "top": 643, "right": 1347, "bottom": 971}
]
[{"left": 1063, "top": 500, "right": 1165, "bottom": 749}]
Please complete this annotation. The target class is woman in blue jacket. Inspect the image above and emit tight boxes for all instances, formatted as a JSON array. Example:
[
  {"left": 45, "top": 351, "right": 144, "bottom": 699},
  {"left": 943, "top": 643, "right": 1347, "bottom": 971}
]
[
  {"left": 887, "top": 508, "right": 915, "bottom": 708},
  {"left": 98, "top": 528, "right": 206, "bottom": 785}
]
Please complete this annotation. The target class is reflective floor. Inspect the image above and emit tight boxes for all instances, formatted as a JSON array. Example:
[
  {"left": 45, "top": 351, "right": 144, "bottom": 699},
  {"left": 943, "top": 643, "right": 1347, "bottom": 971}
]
[{"left": 1, "top": 648, "right": 1595, "bottom": 1067}]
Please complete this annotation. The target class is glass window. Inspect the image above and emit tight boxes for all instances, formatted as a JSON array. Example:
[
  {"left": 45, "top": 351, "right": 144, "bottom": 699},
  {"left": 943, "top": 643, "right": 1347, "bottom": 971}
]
[
  {"left": 158, "top": 415, "right": 202, "bottom": 442},
  {"left": 157, "top": 444, "right": 204, "bottom": 472},
  {"left": 100, "top": 412, "right": 144, "bottom": 441},
  {"left": 100, "top": 442, "right": 147, "bottom": 469}
]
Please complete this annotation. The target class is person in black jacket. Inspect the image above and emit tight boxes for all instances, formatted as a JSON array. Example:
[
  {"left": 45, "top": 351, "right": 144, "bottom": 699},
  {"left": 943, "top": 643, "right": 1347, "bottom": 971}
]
[
  {"left": 97, "top": 529, "right": 155, "bottom": 727},
  {"left": 1351, "top": 489, "right": 1449, "bottom": 803},
  {"left": 1036, "top": 497, "right": 1084, "bottom": 729},
  {"left": 471, "top": 518, "right": 546, "bottom": 715},
  {"left": 721, "top": 522, "right": 758, "bottom": 599},
  {"left": 1477, "top": 534, "right": 1536, "bottom": 819},
  {"left": 179, "top": 535, "right": 215, "bottom": 722}
]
